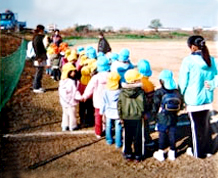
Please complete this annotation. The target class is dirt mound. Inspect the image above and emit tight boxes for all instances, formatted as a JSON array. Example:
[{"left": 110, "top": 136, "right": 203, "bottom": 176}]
[{"left": 0, "top": 34, "right": 22, "bottom": 57}]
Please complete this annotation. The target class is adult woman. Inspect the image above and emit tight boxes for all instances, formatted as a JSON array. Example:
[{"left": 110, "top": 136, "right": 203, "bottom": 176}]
[
  {"left": 52, "top": 29, "right": 62, "bottom": 47},
  {"left": 178, "top": 35, "right": 217, "bottom": 158},
  {"left": 32, "top": 24, "right": 47, "bottom": 93},
  {"left": 97, "top": 31, "right": 111, "bottom": 54}
]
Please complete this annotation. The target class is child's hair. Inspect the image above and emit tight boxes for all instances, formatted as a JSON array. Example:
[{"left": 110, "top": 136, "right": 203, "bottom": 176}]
[
  {"left": 67, "top": 70, "right": 78, "bottom": 85},
  {"left": 68, "top": 70, "right": 75, "bottom": 78},
  {"left": 187, "top": 35, "right": 211, "bottom": 67}
]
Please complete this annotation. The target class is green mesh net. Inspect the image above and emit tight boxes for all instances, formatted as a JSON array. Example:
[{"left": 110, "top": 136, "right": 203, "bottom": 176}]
[{"left": 0, "top": 39, "right": 27, "bottom": 111}]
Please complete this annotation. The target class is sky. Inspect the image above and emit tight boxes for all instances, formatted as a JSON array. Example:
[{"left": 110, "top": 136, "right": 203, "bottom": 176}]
[{"left": 1, "top": 0, "right": 218, "bottom": 30}]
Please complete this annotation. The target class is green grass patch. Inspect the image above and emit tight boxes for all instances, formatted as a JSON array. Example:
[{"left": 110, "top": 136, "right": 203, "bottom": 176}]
[{"left": 170, "top": 31, "right": 189, "bottom": 37}]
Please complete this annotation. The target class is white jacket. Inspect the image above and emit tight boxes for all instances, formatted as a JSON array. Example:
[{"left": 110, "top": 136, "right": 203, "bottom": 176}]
[
  {"left": 59, "top": 79, "right": 82, "bottom": 107},
  {"left": 83, "top": 71, "right": 109, "bottom": 108}
]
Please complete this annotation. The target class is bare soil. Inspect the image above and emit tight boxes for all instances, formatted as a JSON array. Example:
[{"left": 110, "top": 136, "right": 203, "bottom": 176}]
[{"left": 1, "top": 40, "right": 218, "bottom": 178}]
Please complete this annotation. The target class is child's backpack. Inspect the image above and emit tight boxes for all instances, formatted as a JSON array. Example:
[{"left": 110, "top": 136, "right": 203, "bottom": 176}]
[{"left": 161, "top": 90, "right": 182, "bottom": 112}]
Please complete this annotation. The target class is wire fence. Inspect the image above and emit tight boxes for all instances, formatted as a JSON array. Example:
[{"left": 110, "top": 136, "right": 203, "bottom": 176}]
[{"left": 0, "top": 39, "right": 27, "bottom": 111}]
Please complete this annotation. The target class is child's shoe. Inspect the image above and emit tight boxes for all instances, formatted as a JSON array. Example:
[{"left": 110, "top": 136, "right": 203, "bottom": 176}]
[
  {"left": 186, "top": 147, "right": 193, "bottom": 157},
  {"left": 95, "top": 134, "right": 101, "bottom": 139},
  {"left": 168, "top": 149, "right": 176, "bottom": 161},
  {"left": 123, "top": 154, "right": 133, "bottom": 161},
  {"left": 70, "top": 126, "right": 79, "bottom": 131},
  {"left": 153, "top": 149, "right": 165, "bottom": 161},
  {"left": 135, "top": 155, "right": 142, "bottom": 163},
  {"left": 62, "top": 126, "right": 68, "bottom": 131}
]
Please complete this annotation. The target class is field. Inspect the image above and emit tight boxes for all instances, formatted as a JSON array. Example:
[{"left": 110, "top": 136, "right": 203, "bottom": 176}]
[{"left": 1, "top": 39, "right": 218, "bottom": 178}]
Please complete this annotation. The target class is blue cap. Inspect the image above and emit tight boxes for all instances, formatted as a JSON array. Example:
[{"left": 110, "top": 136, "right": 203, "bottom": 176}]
[
  {"left": 159, "top": 70, "right": 177, "bottom": 90},
  {"left": 85, "top": 46, "right": 94, "bottom": 56},
  {"left": 77, "top": 46, "right": 84, "bottom": 54},
  {"left": 137, "top": 59, "right": 152, "bottom": 77},
  {"left": 110, "top": 53, "right": 119, "bottom": 62},
  {"left": 97, "top": 52, "right": 105, "bottom": 58},
  {"left": 97, "top": 56, "right": 110, "bottom": 72},
  {"left": 119, "top": 48, "right": 130, "bottom": 62},
  {"left": 87, "top": 48, "right": 97, "bottom": 59}
]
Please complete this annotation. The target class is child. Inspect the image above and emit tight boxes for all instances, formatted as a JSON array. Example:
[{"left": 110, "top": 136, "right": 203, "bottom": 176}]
[
  {"left": 152, "top": 70, "right": 183, "bottom": 161},
  {"left": 137, "top": 59, "right": 155, "bottom": 147},
  {"left": 67, "top": 49, "right": 78, "bottom": 67},
  {"left": 111, "top": 48, "right": 134, "bottom": 83},
  {"left": 100, "top": 71, "right": 122, "bottom": 148},
  {"left": 78, "top": 65, "right": 94, "bottom": 128},
  {"left": 82, "top": 56, "right": 110, "bottom": 138},
  {"left": 48, "top": 43, "right": 61, "bottom": 81},
  {"left": 59, "top": 42, "right": 70, "bottom": 70},
  {"left": 45, "top": 55, "right": 52, "bottom": 76},
  {"left": 59, "top": 63, "right": 82, "bottom": 131},
  {"left": 118, "top": 69, "right": 148, "bottom": 162}
]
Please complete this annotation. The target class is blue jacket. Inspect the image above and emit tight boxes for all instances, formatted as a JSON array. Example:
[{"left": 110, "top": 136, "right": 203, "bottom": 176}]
[
  {"left": 100, "top": 89, "right": 121, "bottom": 119},
  {"left": 179, "top": 52, "right": 217, "bottom": 106},
  {"left": 117, "top": 62, "right": 134, "bottom": 83}
]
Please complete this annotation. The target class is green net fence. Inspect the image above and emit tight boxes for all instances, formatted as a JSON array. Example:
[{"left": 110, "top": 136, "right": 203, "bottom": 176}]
[{"left": 0, "top": 39, "right": 27, "bottom": 111}]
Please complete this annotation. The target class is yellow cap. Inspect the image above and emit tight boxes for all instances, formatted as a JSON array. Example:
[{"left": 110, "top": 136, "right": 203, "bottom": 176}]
[
  {"left": 106, "top": 72, "right": 120, "bottom": 90},
  {"left": 79, "top": 50, "right": 85, "bottom": 57},
  {"left": 80, "top": 66, "right": 91, "bottom": 85},
  {"left": 64, "top": 49, "right": 71, "bottom": 58},
  {"left": 79, "top": 55, "right": 88, "bottom": 66},
  {"left": 67, "top": 49, "right": 78, "bottom": 62},
  {"left": 61, "top": 63, "right": 76, "bottom": 80},
  {"left": 125, "top": 69, "right": 142, "bottom": 84}
]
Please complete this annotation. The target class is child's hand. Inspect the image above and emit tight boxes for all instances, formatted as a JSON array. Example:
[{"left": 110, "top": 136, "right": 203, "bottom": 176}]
[
  {"left": 80, "top": 97, "right": 87, "bottom": 102},
  {"left": 204, "top": 81, "right": 211, "bottom": 89},
  {"left": 119, "top": 119, "right": 124, "bottom": 127}
]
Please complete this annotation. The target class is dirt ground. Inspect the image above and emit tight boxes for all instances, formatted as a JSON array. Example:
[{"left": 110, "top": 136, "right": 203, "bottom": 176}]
[{"left": 1, "top": 40, "right": 218, "bottom": 178}]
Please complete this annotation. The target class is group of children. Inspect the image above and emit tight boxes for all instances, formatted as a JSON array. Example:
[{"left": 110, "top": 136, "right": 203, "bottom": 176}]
[{"left": 56, "top": 42, "right": 184, "bottom": 163}]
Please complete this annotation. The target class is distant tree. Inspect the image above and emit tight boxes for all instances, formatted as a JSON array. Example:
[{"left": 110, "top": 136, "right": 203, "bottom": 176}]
[
  {"left": 75, "top": 24, "right": 93, "bottom": 32},
  {"left": 148, "top": 19, "right": 162, "bottom": 32},
  {"left": 119, "top": 27, "right": 131, "bottom": 33},
  {"left": 103, "top": 26, "right": 114, "bottom": 32},
  {"left": 193, "top": 26, "right": 202, "bottom": 35}
]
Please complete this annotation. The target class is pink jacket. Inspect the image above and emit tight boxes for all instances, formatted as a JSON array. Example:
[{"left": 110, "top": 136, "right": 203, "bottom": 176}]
[
  {"left": 83, "top": 71, "right": 109, "bottom": 108},
  {"left": 59, "top": 79, "right": 82, "bottom": 107}
]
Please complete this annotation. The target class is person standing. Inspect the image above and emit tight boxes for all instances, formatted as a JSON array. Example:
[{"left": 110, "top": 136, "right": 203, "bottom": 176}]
[
  {"left": 59, "top": 63, "right": 82, "bottom": 131},
  {"left": 32, "top": 24, "right": 47, "bottom": 93},
  {"left": 52, "top": 29, "right": 62, "bottom": 47},
  {"left": 97, "top": 31, "right": 111, "bottom": 55},
  {"left": 152, "top": 70, "right": 183, "bottom": 161},
  {"left": 111, "top": 48, "right": 134, "bottom": 83},
  {"left": 137, "top": 59, "right": 155, "bottom": 147},
  {"left": 82, "top": 56, "right": 111, "bottom": 138},
  {"left": 178, "top": 35, "right": 218, "bottom": 158},
  {"left": 118, "top": 69, "right": 148, "bottom": 162},
  {"left": 100, "top": 71, "right": 122, "bottom": 148}
]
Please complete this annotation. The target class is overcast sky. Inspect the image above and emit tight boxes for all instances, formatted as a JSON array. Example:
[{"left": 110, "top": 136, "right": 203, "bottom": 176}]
[{"left": 1, "top": 0, "right": 218, "bottom": 30}]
